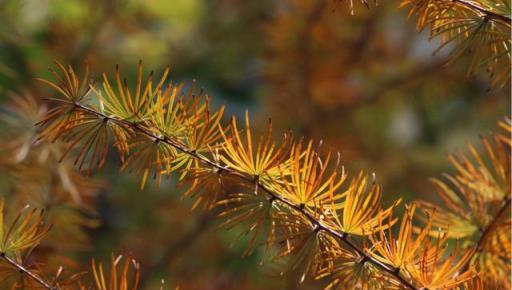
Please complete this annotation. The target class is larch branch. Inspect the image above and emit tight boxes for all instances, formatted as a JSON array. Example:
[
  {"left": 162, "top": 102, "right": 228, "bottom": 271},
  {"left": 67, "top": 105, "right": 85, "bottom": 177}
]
[
  {"left": 0, "top": 252, "right": 57, "bottom": 290},
  {"left": 453, "top": 0, "right": 511, "bottom": 24},
  {"left": 461, "top": 196, "right": 511, "bottom": 272},
  {"left": 68, "top": 100, "right": 419, "bottom": 290}
]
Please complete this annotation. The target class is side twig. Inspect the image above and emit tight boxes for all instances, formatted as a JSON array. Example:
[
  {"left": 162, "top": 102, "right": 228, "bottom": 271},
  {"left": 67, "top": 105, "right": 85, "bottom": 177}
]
[
  {"left": 461, "top": 196, "right": 512, "bottom": 272},
  {"left": 0, "top": 252, "right": 56, "bottom": 290}
]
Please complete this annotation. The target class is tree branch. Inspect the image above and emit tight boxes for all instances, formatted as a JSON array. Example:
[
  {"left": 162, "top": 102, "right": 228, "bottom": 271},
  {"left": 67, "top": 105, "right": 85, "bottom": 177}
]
[
  {"left": 67, "top": 101, "right": 419, "bottom": 290},
  {"left": 461, "top": 196, "right": 511, "bottom": 272},
  {"left": 452, "top": 0, "right": 511, "bottom": 24},
  {"left": 0, "top": 252, "right": 57, "bottom": 290}
]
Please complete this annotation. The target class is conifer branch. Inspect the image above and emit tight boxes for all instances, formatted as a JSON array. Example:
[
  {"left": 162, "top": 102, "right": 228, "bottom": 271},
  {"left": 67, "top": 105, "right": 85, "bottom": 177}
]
[
  {"left": 452, "top": 0, "right": 511, "bottom": 24},
  {"left": 401, "top": 0, "right": 511, "bottom": 86},
  {"left": 35, "top": 62, "right": 488, "bottom": 289},
  {"left": 476, "top": 196, "right": 511, "bottom": 251},
  {"left": 461, "top": 196, "right": 511, "bottom": 272},
  {"left": 66, "top": 100, "right": 419, "bottom": 290},
  {"left": 0, "top": 252, "right": 57, "bottom": 290}
]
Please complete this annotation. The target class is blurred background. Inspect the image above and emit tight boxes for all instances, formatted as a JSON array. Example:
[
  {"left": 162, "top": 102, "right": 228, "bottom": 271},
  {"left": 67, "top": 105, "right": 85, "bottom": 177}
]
[{"left": 0, "top": 0, "right": 509, "bottom": 289}]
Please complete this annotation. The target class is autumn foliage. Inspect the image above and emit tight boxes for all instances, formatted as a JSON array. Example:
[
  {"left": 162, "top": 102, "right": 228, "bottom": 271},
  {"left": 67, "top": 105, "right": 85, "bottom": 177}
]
[{"left": 0, "top": 0, "right": 510, "bottom": 290}]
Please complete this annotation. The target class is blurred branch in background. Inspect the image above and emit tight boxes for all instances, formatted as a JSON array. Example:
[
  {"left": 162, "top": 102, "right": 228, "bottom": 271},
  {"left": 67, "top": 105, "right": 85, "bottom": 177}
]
[{"left": 139, "top": 211, "right": 215, "bottom": 287}]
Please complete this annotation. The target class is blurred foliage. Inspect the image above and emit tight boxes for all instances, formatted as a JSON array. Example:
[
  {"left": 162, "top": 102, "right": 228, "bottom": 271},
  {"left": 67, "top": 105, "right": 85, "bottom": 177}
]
[{"left": 0, "top": 0, "right": 509, "bottom": 289}]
